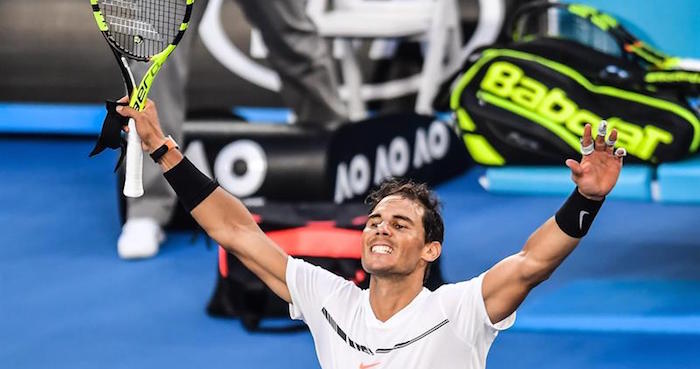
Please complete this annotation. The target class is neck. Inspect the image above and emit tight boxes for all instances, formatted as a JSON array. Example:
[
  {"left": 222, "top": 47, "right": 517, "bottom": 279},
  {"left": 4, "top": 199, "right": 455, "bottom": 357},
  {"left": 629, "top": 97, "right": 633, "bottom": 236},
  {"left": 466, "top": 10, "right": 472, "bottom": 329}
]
[{"left": 368, "top": 270, "right": 424, "bottom": 322}]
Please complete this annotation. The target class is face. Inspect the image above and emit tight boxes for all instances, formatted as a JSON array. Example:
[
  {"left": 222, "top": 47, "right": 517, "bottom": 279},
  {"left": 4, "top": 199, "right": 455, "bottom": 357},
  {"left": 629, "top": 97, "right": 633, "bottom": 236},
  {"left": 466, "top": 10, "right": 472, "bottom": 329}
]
[{"left": 361, "top": 195, "right": 439, "bottom": 279}]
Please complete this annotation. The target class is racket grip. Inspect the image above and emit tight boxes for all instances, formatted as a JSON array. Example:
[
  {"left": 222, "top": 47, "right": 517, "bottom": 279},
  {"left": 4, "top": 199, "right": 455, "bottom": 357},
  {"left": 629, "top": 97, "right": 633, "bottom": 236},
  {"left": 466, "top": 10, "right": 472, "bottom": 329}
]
[{"left": 123, "top": 118, "right": 144, "bottom": 198}]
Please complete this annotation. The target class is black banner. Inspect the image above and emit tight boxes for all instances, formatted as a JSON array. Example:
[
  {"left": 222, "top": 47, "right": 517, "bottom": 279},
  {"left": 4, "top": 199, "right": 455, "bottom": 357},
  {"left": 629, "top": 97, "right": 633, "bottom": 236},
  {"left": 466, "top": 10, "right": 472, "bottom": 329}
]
[
  {"left": 181, "top": 114, "right": 470, "bottom": 203},
  {"left": 328, "top": 114, "right": 471, "bottom": 203}
]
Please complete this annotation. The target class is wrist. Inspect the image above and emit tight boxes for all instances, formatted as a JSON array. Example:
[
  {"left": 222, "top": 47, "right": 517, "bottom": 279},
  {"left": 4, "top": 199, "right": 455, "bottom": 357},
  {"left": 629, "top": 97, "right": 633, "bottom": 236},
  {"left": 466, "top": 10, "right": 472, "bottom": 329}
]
[
  {"left": 163, "top": 157, "right": 218, "bottom": 212},
  {"left": 555, "top": 187, "right": 604, "bottom": 238},
  {"left": 149, "top": 135, "right": 180, "bottom": 165},
  {"left": 577, "top": 188, "right": 604, "bottom": 201},
  {"left": 144, "top": 134, "right": 166, "bottom": 152},
  {"left": 158, "top": 147, "right": 184, "bottom": 171}
]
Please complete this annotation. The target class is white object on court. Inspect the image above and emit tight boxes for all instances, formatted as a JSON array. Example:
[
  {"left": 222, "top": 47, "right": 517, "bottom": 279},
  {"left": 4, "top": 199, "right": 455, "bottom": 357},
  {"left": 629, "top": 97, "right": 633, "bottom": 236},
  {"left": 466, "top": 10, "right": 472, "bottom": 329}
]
[{"left": 117, "top": 217, "right": 165, "bottom": 259}]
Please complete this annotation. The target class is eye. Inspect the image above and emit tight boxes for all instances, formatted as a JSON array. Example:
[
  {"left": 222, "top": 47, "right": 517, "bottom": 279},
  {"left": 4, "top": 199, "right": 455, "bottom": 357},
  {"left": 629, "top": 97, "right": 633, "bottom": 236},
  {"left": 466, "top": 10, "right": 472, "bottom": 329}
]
[{"left": 393, "top": 223, "right": 406, "bottom": 230}]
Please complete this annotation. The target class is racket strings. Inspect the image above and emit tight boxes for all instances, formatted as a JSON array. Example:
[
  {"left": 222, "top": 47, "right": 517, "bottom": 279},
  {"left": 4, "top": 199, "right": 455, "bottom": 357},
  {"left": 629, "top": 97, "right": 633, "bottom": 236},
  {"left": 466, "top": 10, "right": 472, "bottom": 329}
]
[{"left": 99, "top": 0, "right": 187, "bottom": 59}]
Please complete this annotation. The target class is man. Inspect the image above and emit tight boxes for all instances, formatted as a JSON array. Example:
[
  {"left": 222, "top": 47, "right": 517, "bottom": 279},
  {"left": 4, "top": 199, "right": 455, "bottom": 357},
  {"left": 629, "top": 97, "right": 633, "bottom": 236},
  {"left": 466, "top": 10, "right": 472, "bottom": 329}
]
[{"left": 117, "top": 98, "right": 625, "bottom": 368}]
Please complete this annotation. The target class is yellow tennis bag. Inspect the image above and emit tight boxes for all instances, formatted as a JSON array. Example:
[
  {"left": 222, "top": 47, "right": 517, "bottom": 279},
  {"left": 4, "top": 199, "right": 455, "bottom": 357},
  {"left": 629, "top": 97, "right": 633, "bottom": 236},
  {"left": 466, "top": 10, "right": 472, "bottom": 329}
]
[{"left": 449, "top": 2, "right": 700, "bottom": 165}]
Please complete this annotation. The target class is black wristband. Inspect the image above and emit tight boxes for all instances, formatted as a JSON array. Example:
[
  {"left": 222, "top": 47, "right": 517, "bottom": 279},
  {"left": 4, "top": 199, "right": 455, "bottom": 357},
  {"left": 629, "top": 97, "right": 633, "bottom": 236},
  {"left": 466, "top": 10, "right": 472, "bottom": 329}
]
[
  {"left": 163, "top": 157, "right": 218, "bottom": 212},
  {"left": 150, "top": 135, "right": 179, "bottom": 163},
  {"left": 149, "top": 144, "right": 169, "bottom": 163},
  {"left": 555, "top": 188, "right": 604, "bottom": 238}
]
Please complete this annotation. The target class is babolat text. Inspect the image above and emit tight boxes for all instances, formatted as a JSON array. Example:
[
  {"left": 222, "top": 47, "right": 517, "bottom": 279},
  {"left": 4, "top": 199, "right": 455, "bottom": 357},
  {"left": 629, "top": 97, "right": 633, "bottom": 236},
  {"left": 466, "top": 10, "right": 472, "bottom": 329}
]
[{"left": 479, "top": 61, "right": 674, "bottom": 160}]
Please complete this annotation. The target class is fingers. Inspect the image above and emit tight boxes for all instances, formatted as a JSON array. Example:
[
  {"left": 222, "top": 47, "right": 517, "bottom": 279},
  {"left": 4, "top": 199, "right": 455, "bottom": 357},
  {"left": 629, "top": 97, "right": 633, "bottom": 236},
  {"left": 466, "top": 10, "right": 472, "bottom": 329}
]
[
  {"left": 565, "top": 158, "right": 583, "bottom": 176},
  {"left": 115, "top": 97, "right": 154, "bottom": 118},
  {"left": 614, "top": 147, "right": 627, "bottom": 163},
  {"left": 115, "top": 96, "right": 132, "bottom": 133},
  {"left": 606, "top": 129, "right": 618, "bottom": 154},
  {"left": 584, "top": 120, "right": 617, "bottom": 154},
  {"left": 580, "top": 123, "right": 594, "bottom": 155},
  {"left": 594, "top": 120, "right": 607, "bottom": 151},
  {"left": 115, "top": 104, "right": 138, "bottom": 119},
  {"left": 582, "top": 123, "right": 593, "bottom": 147}
]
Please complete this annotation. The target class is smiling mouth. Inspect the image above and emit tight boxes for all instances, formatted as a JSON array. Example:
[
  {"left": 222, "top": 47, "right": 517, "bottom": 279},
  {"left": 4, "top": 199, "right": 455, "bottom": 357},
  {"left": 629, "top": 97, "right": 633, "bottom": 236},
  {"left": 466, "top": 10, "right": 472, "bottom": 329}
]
[{"left": 371, "top": 245, "right": 393, "bottom": 254}]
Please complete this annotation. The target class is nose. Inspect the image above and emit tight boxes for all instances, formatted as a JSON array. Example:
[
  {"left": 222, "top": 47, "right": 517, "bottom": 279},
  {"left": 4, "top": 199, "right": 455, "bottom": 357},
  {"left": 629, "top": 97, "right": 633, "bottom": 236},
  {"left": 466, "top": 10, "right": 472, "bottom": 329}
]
[{"left": 375, "top": 221, "right": 391, "bottom": 236}]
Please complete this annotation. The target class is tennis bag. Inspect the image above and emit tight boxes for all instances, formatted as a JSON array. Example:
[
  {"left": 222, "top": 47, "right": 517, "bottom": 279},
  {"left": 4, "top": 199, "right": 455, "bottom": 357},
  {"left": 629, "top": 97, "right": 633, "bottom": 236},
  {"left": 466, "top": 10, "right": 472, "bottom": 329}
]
[
  {"left": 449, "top": 2, "right": 700, "bottom": 165},
  {"left": 206, "top": 202, "right": 445, "bottom": 331}
]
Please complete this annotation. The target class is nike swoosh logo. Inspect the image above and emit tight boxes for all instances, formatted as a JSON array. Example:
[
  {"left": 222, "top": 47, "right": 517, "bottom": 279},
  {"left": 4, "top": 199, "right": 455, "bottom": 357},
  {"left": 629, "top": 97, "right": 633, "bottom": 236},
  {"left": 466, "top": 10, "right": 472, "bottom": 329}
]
[
  {"left": 579, "top": 210, "right": 589, "bottom": 230},
  {"left": 359, "top": 362, "right": 381, "bottom": 369}
]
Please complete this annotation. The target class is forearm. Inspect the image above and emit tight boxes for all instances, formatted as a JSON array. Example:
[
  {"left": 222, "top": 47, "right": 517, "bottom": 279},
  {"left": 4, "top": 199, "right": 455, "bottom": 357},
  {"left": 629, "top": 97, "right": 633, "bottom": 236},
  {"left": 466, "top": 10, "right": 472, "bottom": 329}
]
[
  {"left": 519, "top": 217, "right": 579, "bottom": 282},
  {"left": 190, "top": 187, "right": 290, "bottom": 295},
  {"left": 520, "top": 188, "right": 604, "bottom": 282},
  {"left": 191, "top": 187, "right": 261, "bottom": 246},
  {"left": 157, "top": 148, "right": 259, "bottom": 242}
]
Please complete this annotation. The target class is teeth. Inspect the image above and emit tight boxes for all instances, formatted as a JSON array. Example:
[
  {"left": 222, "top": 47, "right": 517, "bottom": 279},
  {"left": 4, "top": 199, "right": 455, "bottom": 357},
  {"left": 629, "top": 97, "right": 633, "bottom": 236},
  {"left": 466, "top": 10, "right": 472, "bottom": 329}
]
[{"left": 371, "top": 245, "right": 392, "bottom": 254}]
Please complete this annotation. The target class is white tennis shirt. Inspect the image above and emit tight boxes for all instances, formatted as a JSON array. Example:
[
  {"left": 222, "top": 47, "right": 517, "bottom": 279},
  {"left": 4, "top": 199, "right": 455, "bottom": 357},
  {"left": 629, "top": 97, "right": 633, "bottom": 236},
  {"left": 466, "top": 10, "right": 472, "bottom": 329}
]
[{"left": 286, "top": 257, "right": 516, "bottom": 369}]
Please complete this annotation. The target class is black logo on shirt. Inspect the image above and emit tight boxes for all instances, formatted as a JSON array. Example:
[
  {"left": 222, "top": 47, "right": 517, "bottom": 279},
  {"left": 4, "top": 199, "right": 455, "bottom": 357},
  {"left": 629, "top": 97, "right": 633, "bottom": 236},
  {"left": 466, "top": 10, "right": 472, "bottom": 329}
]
[{"left": 321, "top": 307, "right": 450, "bottom": 356}]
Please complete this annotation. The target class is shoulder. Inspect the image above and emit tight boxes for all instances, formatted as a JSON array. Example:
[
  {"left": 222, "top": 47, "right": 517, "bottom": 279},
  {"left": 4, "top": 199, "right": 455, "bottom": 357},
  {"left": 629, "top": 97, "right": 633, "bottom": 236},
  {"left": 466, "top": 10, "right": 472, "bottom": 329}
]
[
  {"left": 428, "top": 273, "right": 487, "bottom": 320},
  {"left": 434, "top": 273, "right": 516, "bottom": 336},
  {"left": 432, "top": 274, "right": 482, "bottom": 301},
  {"left": 287, "top": 257, "right": 358, "bottom": 286},
  {"left": 287, "top": 257, "right": 362, "bottom": 303}
]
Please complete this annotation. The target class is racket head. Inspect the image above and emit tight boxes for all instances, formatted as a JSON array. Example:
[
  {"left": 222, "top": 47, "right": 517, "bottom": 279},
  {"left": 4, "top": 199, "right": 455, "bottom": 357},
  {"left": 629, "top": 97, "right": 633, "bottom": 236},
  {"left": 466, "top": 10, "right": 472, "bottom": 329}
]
[{"left": 91, "top": 0, "right": 194, "bottom": 62}]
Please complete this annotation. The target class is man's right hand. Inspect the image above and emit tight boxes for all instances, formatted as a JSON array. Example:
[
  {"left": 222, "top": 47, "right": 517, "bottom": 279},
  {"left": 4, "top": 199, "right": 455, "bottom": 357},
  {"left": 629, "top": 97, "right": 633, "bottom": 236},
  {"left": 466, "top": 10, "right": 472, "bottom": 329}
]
[{"left": 115, "top": 96, "right": 166, "bottom": 153}]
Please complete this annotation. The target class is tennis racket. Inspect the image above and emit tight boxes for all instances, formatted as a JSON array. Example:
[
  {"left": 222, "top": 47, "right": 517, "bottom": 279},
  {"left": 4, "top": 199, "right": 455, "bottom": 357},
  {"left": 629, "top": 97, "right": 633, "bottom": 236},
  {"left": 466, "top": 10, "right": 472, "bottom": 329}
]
[{"left": 90, "top": 0, "right": 194, "bottom": 197}]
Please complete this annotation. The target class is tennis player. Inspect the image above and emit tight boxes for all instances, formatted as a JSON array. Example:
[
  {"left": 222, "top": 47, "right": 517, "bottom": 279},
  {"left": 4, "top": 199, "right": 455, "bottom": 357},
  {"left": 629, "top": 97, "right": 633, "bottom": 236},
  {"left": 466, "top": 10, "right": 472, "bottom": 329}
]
[{"left": 117, "top": 99, "right": 625, "bottom": 369}]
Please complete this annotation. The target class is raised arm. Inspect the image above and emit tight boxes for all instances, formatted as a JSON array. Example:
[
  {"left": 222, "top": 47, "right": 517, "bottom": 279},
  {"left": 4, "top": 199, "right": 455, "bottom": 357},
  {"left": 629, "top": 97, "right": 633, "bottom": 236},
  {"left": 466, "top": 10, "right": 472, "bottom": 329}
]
[
  {"left": 117, "top": 99, "right": 291, "bottom": 303},
  {"left": 482, "top": 122, "right": 625, "bottom": 323}
]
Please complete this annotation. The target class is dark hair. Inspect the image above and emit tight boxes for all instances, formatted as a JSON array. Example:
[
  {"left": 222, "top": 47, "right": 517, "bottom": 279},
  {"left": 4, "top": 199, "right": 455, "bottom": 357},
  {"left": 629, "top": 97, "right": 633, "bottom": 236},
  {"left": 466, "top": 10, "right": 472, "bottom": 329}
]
[{"left": 365, "top": 178, "right": 444, "bottom": 282}]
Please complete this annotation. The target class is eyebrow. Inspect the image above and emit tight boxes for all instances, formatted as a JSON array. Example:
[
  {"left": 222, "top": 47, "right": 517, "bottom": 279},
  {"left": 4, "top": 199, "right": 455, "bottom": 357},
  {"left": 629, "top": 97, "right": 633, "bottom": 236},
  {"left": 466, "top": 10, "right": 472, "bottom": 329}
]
[{"left": 367, "top": 213, "right": 415, "bottom": 224}]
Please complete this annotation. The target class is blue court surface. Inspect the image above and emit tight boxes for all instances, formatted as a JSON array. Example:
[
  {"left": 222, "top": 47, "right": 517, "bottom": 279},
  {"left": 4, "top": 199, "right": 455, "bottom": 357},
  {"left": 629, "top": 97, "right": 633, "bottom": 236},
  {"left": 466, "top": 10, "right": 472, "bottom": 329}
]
[{"left": 1, "top": 137, "right": 699, "bottom": 369}]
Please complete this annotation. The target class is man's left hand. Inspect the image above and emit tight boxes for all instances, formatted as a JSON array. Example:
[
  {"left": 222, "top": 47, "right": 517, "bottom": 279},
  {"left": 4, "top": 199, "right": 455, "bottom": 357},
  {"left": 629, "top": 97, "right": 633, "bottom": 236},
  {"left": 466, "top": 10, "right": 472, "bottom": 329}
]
[{"left": 565, "top": 121, "right": 625, "bottom": 201}]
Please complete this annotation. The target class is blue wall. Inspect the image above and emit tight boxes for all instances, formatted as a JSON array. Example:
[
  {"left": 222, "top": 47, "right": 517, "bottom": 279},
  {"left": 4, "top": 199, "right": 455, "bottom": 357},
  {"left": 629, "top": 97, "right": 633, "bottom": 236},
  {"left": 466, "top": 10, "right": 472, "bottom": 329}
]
[{"left": 580, "top": 0, "right": 700, "bottom": 58}]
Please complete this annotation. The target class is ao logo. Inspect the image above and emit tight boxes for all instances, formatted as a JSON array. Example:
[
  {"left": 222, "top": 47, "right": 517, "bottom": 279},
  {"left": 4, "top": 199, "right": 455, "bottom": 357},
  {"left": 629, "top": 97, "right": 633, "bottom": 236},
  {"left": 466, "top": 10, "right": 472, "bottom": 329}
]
[
  {"left": 334, "top": 120, "right": 450, "bottom": 203},
  {"left": 214, "top": 139, "right": 268, "bottom": 197},
  {"left": 185, "top": 139, "right": 268, "bottom": 198},
  {"left": 199, "top": 0, "right": 505, "bottom": 100}
]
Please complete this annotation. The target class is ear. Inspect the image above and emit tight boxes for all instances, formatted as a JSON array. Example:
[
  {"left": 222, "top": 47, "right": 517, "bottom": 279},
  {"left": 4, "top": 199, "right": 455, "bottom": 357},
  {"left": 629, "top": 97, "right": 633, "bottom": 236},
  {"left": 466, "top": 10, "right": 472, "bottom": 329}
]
[{"left": 421, "top": 241, "right": 442, "bottom": 263}]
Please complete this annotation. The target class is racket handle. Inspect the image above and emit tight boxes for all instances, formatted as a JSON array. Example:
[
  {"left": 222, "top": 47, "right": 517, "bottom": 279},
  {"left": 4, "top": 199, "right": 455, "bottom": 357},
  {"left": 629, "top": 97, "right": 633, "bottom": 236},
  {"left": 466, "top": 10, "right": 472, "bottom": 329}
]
[{"left": 123, "top": 118, "right": 144, "bottom": 198}]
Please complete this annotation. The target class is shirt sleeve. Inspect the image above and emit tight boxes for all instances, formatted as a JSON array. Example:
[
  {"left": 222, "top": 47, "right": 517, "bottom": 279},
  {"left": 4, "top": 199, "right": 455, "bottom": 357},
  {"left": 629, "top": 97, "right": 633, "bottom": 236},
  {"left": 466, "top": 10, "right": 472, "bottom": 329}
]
[
  {"left": 436, "top": 272, "right": 516, "bottom": 343},
  {"left": 285, "top": 256, "right": 355, "bottom": 322}
]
